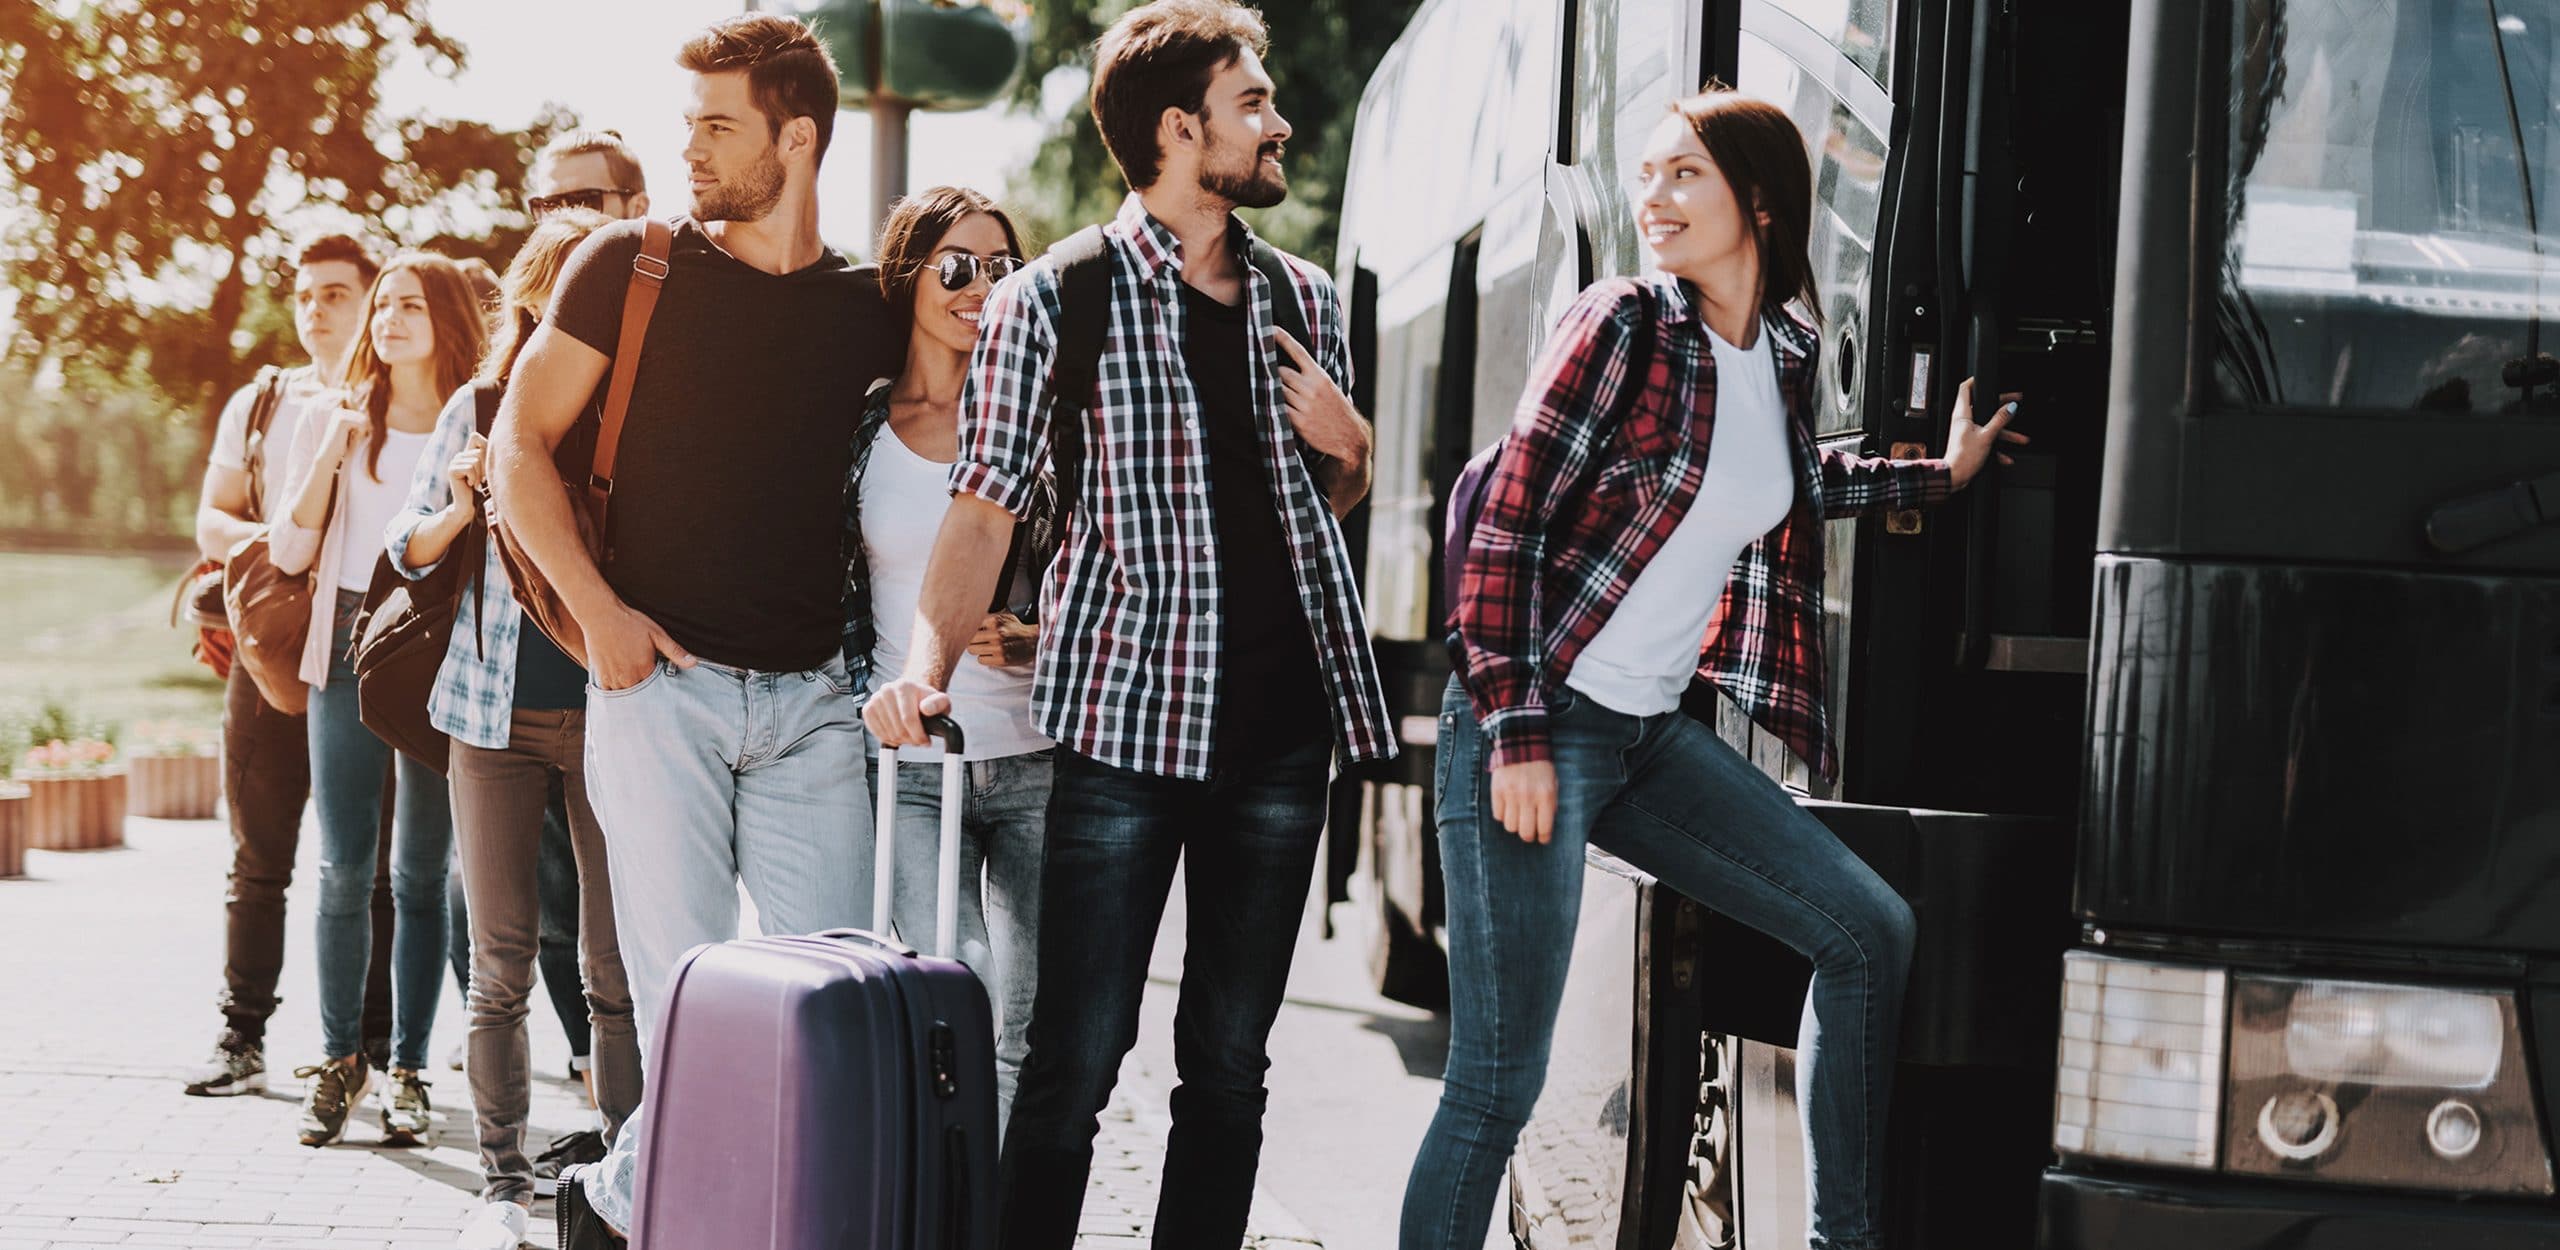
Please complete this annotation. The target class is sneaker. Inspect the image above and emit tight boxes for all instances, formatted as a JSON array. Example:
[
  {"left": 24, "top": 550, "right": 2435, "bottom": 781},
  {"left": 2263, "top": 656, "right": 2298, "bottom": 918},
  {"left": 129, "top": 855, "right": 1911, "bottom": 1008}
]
[
  {"left": 454, "top": 1200, "right": 529, "bottom": 1250},
  {"left": 379, "top": 1067, "right": 434, "bottom": 1146},
  {"left": 554, "top": 1163, "right": 628, "bottom": 1249},
  {"left": 181, "top": 1030, "right": 266, "bottom": 1097},
  {"left": 293, "top": 1056, "right": 375, "bottom": 1147},
  {"left": 531, "top": 1129, "right": 607, "bottom": 1197}
]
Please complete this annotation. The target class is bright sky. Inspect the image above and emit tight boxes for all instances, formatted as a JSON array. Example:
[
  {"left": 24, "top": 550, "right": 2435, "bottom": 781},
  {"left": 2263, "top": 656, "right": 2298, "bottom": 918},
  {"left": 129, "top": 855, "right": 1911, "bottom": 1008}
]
[{"left": 381, "top": 0, "right": 1057, "bottom": 256}]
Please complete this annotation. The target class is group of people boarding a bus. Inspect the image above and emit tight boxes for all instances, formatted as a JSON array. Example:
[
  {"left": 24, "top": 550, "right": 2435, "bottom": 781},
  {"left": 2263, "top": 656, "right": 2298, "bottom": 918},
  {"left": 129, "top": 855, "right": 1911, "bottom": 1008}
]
[{"left": 182, "top": 2, "right": 2022, "bottom": 1247}]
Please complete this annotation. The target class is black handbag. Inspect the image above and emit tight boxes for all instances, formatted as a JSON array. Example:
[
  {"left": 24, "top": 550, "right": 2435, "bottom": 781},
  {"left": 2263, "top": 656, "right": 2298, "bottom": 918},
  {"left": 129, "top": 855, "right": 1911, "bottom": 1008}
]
[{"left": 351, "top": 386, "right": 498, "bottom": 776}]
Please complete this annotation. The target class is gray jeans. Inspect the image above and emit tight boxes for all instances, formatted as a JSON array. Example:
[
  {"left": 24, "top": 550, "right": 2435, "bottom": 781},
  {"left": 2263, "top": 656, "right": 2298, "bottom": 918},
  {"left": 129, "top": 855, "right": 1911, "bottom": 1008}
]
[
  {"left": 864, "top": 741, "right": 1053, "bottom": 1136},
  {"left": 449, "top": 708, "right": 639, "bottom": 1206}
]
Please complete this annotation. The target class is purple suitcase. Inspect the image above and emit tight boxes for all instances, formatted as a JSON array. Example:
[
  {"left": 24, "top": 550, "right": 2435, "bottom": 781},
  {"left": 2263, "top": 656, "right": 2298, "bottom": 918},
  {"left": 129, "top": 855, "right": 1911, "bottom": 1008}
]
[{"left": 629, "top": 715, "right": 999, "bottom": 1250}]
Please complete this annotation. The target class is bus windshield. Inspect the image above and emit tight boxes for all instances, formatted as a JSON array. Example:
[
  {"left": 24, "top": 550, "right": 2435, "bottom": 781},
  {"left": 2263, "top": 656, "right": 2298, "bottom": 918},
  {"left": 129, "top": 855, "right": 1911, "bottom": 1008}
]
[{"left": 2215, "top": 0, "right": 2560, "bottom": 416}]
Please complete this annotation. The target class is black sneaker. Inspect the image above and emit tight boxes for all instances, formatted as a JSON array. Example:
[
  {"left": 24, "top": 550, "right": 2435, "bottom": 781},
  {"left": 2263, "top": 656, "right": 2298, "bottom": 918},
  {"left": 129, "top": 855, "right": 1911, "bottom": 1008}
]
[
  {"left": 293, "top": 1056, "right": 375, "bottom": 1147},
  {"left": 532, "top": 1129, "right": 607, "bottom": 1197},
  {"left": 181, "top": 1029, "right": 266, "bottom": 1097},
  {"left": 554, "top": 1163, "right": 627, "bottom": 1249}
]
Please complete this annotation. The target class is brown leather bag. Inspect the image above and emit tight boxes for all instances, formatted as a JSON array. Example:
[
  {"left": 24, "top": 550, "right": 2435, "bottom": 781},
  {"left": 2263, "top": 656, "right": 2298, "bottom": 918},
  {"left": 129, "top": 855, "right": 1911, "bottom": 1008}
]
[
  {"left": 490, "top": 217, "right": 671, "bottom": 668},
  {"left": 222, "top": 525, "right": 316, "bottom": 716},
  {"left": 178, "top": 365, "right": 292, "bottom": 676}
]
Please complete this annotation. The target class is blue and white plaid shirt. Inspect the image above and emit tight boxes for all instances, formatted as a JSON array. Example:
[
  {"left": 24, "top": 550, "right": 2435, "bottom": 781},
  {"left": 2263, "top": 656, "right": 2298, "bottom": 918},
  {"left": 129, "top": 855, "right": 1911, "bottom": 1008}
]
[
  {"left": 385, "top": 385, "right": 529, "bottom": 751},
  {"left": 950, "top": 194, "right": 1396, "bottom": 780}
]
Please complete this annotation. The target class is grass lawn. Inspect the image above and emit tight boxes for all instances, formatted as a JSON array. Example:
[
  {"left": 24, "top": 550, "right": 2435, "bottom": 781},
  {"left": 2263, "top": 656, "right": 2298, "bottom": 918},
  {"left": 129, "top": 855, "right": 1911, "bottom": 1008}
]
[{"left": 0, "top": 548, "right": 227, "bottom": 737}]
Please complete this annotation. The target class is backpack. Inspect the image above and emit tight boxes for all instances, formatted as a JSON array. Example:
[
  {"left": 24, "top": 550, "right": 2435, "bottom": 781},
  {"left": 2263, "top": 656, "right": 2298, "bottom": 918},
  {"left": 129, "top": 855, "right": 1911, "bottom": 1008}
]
[
  {"left": 1040, "top": 225, "right": 1314, "bottom": 525},
  {"left": 1440, "top": 282, "right": 1659, "bottom": 668}
]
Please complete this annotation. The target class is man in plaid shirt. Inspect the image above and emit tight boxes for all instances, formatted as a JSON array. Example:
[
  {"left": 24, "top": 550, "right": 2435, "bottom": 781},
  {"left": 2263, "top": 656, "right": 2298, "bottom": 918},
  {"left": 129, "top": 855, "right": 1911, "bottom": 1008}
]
[{"left": 864, "top": 3, "right": 1392, "bottom": 1244}]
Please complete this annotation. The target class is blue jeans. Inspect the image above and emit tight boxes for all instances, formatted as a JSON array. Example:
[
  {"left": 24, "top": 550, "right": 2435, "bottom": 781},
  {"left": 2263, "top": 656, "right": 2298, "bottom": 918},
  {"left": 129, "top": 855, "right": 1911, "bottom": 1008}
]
[
  {"left": 864, "top": 743, "right": 1052, "bottom": 1138},
  {"left": 578, "top": 655, "right": 873, "bottom": 1234},
  {"left": 447, "top": 788, "right": 591, "bottom": 1059},
  {"left": 997, "top": 737, "right": 1332, "bottom": 1250},
  {"left": 308, "top": 590, "right": 454, "bottom": 1070},
  {"left": 1401, "top": 676, "right": 1914, "bottom": 1250}
]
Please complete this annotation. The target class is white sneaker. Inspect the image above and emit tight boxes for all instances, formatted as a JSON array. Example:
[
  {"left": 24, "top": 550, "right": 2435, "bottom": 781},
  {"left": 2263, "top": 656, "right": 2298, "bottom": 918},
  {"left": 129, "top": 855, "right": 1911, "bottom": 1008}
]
[{"left": 453, "top": 1200, "right": 529, "bottom": 1250}]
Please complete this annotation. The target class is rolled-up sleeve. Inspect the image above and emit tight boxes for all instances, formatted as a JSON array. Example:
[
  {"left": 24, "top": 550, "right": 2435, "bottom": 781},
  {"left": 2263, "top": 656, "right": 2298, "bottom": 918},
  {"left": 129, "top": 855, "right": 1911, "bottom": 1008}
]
[
  {"left": 385, "top": 387, "right": 476, "bottom": 580},
  {"left": 948, "top": 266, "right": 1061, "bottom": 520}
]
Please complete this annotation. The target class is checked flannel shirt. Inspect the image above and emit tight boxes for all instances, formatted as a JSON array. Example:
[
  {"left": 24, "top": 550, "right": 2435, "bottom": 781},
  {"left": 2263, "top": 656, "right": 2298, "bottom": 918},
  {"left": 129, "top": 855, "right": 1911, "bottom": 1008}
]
[
  {"left": 385, "top": 385, "right": 524, "bottom": 751},
  {"left": 1456, "top": 274, "right": 1952, "bottom": 779},
  {"left": 949, "top": 193, "right": 1396, "bottom": 781}
]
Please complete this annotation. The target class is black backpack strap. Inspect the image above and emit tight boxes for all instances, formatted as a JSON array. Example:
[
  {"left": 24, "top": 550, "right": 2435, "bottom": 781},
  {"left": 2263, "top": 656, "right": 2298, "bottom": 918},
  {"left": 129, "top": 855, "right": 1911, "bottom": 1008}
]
[
  {"left": 464, "top": 381, "right": 505, "bottom": 658},
  {"left": 1043, "top": 226, "right": 1115, "bottom": 528},
  {"left": 1249, "top": 239, "right": 1314, "bottom": 370}
]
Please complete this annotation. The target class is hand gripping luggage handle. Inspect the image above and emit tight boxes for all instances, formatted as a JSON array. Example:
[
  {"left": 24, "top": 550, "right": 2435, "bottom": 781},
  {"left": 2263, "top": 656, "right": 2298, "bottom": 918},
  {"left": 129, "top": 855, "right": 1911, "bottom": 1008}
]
[{"left": 874, "top": 712, "right": 968, "bottom": 959}]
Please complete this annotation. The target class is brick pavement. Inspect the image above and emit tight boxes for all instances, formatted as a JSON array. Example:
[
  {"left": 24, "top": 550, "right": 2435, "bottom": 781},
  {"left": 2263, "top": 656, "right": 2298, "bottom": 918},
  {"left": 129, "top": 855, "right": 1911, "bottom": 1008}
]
[{"left": 0, "top": 817, "right": 1320, "bottom": 1249}]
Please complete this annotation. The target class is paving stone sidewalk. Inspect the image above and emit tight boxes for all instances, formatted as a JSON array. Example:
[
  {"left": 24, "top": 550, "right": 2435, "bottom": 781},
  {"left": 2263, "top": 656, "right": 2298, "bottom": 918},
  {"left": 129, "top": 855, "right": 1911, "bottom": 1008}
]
[{"left": 0, "top": 818, "right": 1319, "bottom": 1248}]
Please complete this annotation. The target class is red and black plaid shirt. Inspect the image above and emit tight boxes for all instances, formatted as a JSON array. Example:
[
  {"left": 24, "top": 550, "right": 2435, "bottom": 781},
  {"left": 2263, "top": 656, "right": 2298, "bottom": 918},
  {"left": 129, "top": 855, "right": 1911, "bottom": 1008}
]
[{"left": 1455, "top": 275, "right": 1951, "bottom": 778}]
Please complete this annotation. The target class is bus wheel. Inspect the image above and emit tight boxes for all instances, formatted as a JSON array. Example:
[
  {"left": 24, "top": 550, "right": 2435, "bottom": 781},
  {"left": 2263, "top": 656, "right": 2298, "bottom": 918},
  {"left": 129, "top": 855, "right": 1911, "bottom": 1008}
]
[{"left": 1370, "top": 886, "right": 1449, "bottom": 1010}]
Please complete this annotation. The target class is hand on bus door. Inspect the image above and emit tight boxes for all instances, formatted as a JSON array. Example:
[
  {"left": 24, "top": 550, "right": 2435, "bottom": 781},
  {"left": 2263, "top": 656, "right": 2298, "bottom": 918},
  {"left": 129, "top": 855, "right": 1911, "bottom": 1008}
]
[
  {"left": 1947, "top": 377, "right": 2029, "bottom": 489},
  {"left": 1492, "top": 760, "right": 1559, "bottom": 845}
]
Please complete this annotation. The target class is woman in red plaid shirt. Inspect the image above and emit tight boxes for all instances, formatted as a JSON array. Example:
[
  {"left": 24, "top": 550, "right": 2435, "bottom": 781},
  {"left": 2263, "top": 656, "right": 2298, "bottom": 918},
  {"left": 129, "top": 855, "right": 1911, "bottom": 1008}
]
[{"left": 1401, "top": 91, "right": 2025, "bottom": 1250}]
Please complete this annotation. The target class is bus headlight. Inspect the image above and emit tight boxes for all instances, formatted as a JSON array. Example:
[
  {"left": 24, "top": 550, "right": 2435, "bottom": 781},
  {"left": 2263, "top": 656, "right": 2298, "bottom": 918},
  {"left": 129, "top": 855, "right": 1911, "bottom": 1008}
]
[
  {"left": 2224, "top": 976, "right": 2551, "bottom": 1194},
  {"left": 2052, "top": 952, "right": 2226, "bottom": 1169}
]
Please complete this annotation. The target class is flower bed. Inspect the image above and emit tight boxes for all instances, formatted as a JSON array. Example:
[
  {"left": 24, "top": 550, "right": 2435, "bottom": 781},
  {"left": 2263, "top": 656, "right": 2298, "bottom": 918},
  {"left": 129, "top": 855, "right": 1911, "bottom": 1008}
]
[
  {"left": 0, "top": 783, "right": 26, "bottom": 878},
  {"left": 19, "top": 739, "right": 125, "bottom": 851},
  {"left": 124, "top": 722, "right": 221, "bottom": 820}
]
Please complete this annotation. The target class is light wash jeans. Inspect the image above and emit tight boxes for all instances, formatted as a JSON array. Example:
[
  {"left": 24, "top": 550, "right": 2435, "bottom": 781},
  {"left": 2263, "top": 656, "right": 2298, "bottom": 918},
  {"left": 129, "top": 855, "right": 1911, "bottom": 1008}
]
[
  {"left": 1400, "top": 675, "right": 1915, "bottom": 1250},
  {"left": 863, "top": 740, "right": 1052, "bottom": 1137},
  {"left": 308, "top": 589, "right": 452, "bottom": 1070},
  {"left": 577, "top": 655, "right": 873, "bottom": 1234}
]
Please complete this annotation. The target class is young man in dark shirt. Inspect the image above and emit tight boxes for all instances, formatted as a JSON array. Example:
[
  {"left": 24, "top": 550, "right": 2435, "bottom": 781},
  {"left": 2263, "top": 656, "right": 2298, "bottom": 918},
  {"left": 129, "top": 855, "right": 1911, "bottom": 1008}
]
[
  {"left": 864, "top": 3, "right": 1395, "bottom": 1244},
  {"left": 486, "top": 14, "right": 900, "bottom": 1241}
]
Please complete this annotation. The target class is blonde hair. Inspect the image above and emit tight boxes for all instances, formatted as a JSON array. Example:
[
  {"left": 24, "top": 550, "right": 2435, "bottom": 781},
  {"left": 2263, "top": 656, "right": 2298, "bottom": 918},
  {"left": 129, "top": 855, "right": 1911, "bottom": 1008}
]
[{"left": 481, "top": 209, "right": 613, "bottom": 389}]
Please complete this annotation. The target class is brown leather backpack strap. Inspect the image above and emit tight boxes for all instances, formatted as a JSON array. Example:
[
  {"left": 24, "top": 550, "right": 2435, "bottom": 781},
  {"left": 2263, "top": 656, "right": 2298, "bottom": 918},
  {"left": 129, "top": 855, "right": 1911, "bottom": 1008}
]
[{"left": 589, "top": 216, "right": 673, "bottom": 526}]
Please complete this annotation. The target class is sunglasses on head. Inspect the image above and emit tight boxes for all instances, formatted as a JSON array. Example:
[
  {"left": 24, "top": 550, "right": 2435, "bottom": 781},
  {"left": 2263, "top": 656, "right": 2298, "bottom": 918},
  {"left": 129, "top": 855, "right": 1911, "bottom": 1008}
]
[
  {"left": 933, "top": 252, "right": 1023, "bottom": 291},
  {"left": 527, "top": 187, "right": 636, "bottom": 218}
]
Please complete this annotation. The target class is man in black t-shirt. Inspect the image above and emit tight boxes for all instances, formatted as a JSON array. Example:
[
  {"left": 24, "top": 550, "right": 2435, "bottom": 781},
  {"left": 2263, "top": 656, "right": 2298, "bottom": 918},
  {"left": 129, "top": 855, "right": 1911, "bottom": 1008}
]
[{"left": 485, "top": 15, "right": 900, "bottom": 1242}]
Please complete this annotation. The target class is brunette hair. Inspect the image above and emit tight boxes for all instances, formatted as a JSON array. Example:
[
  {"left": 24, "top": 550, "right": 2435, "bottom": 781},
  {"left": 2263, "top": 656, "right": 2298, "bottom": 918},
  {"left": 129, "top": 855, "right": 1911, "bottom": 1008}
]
[
  {"left": 1090, "top": 0, "right": 1269, "bottom": 190},
  {"left": 294, "top": 233, "right": 381, "bottom": 288},
  {"left": 482, "top": 209, "right": 611, "bottom": 390},
  {"left": 535, "top": 129, "right": 648, "bottom": 195},
  {"left": 1668, "top": 88, "right": 1820, "bottom": 322},
  {"left": 343, "top": 253, "right": 487, "bottom": 482},
  {"left": 677, "top": 14, "right": 840, "bottom": 162},
  {"left": 876, "top": 186, "right": 1026, "bottom": 337}
]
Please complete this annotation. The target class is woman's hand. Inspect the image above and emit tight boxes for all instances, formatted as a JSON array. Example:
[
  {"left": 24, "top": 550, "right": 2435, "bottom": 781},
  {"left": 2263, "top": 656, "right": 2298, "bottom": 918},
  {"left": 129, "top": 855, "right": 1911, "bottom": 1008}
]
[
  {"left": 1945, "top": 377, "right": 2029, "bottom": 489},
  {"left": 1490, "top": 761, "right": 1558, "bottom": 844},
  {"left": 444, "top": 433, "right": 488, "bottom": 502},
  {"left": 312, "top": 399, "right": 369, "bottom": 472},
  {"left": 967, "top": 611, "right": 1038, "bottom": 668}
]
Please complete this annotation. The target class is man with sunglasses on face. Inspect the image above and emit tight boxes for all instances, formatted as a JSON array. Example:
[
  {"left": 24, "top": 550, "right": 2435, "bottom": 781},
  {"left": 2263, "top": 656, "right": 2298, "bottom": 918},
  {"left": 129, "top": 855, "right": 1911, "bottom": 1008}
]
[{"left": 528, "top": 130, "right": 650, "bottom": 222}]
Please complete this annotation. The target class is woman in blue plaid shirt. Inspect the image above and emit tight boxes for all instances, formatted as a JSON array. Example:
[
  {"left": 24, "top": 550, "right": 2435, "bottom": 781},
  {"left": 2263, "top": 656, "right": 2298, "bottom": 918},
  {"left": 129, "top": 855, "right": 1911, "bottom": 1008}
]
[{"left": 386, "top": 211, "right": 641, "bottom": 1250}]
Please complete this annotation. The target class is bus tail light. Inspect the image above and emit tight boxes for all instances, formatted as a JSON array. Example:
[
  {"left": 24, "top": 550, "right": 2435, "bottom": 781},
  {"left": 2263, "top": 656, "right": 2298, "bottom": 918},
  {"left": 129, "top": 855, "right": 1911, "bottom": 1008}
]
[{"left": 2052, "top": 952, "right": 2226, "bottom": 1169}]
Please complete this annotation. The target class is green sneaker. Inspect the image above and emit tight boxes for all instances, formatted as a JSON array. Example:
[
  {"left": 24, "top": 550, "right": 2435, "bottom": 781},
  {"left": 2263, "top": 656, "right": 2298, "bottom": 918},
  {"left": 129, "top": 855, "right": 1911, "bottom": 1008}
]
[
  {"left": 379, "top": 1067, "right": 434, "bottom": 1146},
  {"left": 293, "top": 1057, "right": 374, "bottom": 1147}
]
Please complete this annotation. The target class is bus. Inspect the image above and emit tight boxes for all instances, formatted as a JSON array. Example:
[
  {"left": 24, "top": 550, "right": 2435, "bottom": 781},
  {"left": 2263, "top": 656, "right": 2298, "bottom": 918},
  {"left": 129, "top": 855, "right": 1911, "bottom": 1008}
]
[{"left": 1328, "top": 0, "right": 2560, "bottom": 1245}]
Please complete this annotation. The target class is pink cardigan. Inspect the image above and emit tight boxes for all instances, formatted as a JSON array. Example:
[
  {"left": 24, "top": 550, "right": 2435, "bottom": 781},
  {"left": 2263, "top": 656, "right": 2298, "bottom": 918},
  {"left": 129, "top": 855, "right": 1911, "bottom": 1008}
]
[{"left": 266, "top": 417, "right": 361, "bottom": 690}]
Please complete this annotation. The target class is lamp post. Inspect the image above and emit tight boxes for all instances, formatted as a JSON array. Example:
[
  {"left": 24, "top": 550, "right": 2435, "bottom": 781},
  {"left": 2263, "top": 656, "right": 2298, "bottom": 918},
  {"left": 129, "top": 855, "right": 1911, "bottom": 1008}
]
[{"left": 780, "top": 0, "right": 1031, "bottom": 233}]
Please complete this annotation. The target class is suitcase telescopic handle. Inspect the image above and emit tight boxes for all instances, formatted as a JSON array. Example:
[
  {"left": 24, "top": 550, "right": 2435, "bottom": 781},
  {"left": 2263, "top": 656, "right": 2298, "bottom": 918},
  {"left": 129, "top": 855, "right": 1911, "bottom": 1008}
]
[{"left": 873, "top": 712, "right": 968, "bottom": 959}]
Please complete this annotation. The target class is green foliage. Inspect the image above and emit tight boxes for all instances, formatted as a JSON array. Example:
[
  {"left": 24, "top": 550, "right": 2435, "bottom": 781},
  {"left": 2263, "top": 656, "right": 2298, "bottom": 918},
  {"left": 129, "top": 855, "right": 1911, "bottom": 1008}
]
[
  {"left": 0, "top": 0, "right": 575, "bottom": 464},
  {"left": 999, "top": 0, "right": 1426, "bottom": 270},
  {"left": 0, "top": 361, "right": 207, "bottom": 539}
]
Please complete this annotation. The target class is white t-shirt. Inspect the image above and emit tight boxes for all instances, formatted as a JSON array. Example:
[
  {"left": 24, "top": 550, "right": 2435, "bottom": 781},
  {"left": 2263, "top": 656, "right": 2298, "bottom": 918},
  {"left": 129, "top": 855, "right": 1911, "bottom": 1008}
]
[
  {"left": 208, "top": 366, "right": 329, "bottom": 521},
  {"left": 334, "top": 427, "right": 432, "bottom": 592},
  {"left": 1567, "top": 323, "right": 1796, "bottom": 717},
  {"left": 862, "top": 418, "right": 1050, "bottom": 761}
]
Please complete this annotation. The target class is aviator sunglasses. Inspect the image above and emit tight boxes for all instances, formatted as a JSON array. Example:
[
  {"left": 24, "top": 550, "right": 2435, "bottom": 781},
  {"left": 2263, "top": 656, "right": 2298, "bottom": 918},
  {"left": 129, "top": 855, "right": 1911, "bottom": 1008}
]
[
  {"left": 528, "top": 187, "right": 637, "bottom": 218},
  {"left": 933, "top": 252, "right": 1023, "bottom": 291}
]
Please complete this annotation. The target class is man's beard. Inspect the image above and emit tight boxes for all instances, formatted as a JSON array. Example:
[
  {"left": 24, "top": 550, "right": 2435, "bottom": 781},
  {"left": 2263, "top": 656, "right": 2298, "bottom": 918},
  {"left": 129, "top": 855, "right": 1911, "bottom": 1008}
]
[
  {"left": 694, "top": 145, "right": 787, "bottom": 223},
  {"left": 1200, "top": 133, "right": 1287, "bottom": 209}
]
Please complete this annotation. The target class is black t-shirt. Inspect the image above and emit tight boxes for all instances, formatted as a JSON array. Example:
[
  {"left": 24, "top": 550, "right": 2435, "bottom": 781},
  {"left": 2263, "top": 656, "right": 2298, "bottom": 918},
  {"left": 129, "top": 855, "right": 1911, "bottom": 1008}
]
[
  {"left": 511, "top": 619, "right": 586, "bottom": 711},
  {"left": 1180, "top": 283, "right": 1328, "bottom": 764},
  {"left": 547, "top": 217, "right": 902, "bottom": 672}
]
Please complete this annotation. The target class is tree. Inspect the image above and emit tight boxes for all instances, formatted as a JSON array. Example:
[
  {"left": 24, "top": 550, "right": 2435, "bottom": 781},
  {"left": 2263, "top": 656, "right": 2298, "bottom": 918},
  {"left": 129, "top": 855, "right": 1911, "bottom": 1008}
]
[
  {"left": 999, "top": 0, "right": 1427, "bottom": 271},
  {"left": 0, "top": 0, "right": 573, "bottom": 446}
]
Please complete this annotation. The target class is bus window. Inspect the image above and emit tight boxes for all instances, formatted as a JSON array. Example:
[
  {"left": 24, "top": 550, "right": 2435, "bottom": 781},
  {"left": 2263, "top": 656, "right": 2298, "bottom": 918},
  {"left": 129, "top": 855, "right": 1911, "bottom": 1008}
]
[
  {"left": 1768, "top": 0, "right": 1895, "bottom": 88},
  {"left": 2215, "top": 0, "right": 2560, "bottom": 417}
]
